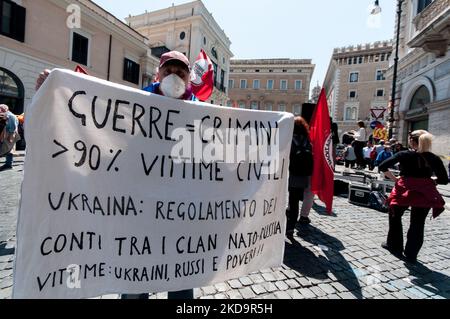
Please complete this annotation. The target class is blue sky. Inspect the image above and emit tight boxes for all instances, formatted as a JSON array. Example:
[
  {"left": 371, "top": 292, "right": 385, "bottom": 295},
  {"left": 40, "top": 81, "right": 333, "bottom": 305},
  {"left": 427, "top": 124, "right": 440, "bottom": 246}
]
[{"left": 94, "top": 0, "right": 396, "bottom": 94}]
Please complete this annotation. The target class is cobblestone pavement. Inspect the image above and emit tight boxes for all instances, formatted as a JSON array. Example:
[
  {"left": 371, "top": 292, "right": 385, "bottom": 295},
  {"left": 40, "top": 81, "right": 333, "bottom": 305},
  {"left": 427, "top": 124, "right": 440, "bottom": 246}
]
[{"left": 1, "top": 154, "right": 449, "bottom": 299}]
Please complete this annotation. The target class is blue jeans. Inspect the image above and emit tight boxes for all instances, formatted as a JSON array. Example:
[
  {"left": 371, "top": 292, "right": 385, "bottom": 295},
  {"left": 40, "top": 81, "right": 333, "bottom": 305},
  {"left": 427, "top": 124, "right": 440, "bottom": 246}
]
[{"left": 121, "top": 289, "right": 194, "bottom": 300}]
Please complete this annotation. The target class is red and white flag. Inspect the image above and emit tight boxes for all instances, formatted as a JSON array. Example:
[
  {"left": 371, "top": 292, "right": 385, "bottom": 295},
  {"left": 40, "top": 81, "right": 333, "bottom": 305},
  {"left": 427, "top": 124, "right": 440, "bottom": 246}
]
[
  {"left": 74, "top": 65, "right": 88, "bottom": 74},
  {"left": 190, "top": 49, "right": 214, "bottom": 101},
  {"left": 310, "top": 89, "right": 334, "bottom": 214}
]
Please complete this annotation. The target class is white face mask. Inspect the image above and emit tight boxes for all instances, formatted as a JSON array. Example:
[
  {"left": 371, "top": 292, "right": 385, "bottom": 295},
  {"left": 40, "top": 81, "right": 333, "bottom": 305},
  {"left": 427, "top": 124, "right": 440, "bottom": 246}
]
[{"left": 160, "top": 74, "right": 186, "bottom": 99}]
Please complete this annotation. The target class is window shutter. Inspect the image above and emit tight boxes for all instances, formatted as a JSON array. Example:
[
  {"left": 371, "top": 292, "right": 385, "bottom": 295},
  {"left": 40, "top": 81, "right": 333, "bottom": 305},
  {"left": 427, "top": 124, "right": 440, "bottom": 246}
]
[{"left": 12, "top": 2, "right": 26, "bottom": 42}]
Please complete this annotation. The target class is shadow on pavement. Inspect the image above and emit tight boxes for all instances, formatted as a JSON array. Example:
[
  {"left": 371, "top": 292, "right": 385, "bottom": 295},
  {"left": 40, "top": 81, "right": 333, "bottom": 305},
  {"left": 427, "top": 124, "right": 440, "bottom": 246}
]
[
  {"left": 404, "top": 262, "right": 450, "bottom": 298},
  {"left": 0, "top": 242, "right": 15, "bottom": 257},
  {"left": 284, "top": 225, "right": 363, "bottom": 299},
  {"left": 312, "top": 202, "right": 338, "bottom": 217}
]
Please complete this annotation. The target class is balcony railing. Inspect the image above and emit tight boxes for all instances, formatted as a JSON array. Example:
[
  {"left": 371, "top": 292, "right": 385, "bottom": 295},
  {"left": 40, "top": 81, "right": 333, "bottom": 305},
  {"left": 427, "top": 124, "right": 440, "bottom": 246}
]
[{"left": 413, "top": 0, "right": 449, "bottom": 33}]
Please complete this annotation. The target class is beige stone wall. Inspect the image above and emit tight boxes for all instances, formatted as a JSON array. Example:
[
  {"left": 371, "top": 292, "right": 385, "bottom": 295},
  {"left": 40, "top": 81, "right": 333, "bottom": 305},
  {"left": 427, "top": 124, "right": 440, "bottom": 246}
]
[
  {"left": 323, "top": 42, "right": 393, "bottom": 139},
  {"left": 126, "top": 1, "right": 233, "bottom": 106},
  {"left": 228, "top": 60, "right": 314, "bottom": 113},
  {"left": 0, "top": 0, "right": 158, "bottom": 112}
]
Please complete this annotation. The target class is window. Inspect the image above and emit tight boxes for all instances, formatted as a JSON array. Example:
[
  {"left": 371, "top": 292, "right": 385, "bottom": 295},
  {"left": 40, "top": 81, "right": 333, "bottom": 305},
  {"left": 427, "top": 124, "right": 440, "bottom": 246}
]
[
  {"left": 417, "top": 0, "right": 432, "bottom": 14},
  {"left": 251, "top": 101, "right": 259, "bottom": 110},
  {"left": 278, "top": 104, "right": 286, "bottom": 112},
  {"left": 180, "top": 32, "right": 186, "bottom": 40},
  {"left": 349, "top": 90, "right": 357, "bottom": 98},
  {"left": 211, "top": 47, "right": 218, "bottom": 60},
  {"left": 255, "top": 69, "right": 260, "bottom": 73},
  {"left": 349, "top": 72, "right": 359, "bottom": 83},
  {"left": 295, "top": 80, "right": 302, "bottom": 91},
  {"left": 345, "top": 107, "right": 357, "bottom": 121},
  {"left": 376, "top": 89, "right": 384, "bottom": 97},
  {"left": 253, "top": 79, "right": 260, "bottom": 89},
  {"left": 212, "top": 62, "right": 218, "bottom": 87},
  {"left": 228, "top": 79, "right": 234, "bottom": 89},
  {"left": 267, "top": 79, "right": 274, "bottom": 90},
  {"left": 220, "top": 70, "right": 225, "bottom": 91},
  {"left": 123, "top": 58, "right": 140, "bottom": 85},
  {"left": 238, "top": 101, "right": 246, "bottom": 109},
  {"left": 353, "top": 57, "right": 358, "bottom": 64},
  {"left": 376, "top": 70, "right": 386, "bottom": 81},
  {"left": 410, "top": 85, "right": 430, "bottom": 110},
  {"left": 269, "top": 69, "right": 273, "bottom": 73},
  {"left": 359, "top": 57, "right": 363, "bottom": 64},
  {"left": 348, "top": 58, "right": 353, "bottom": 65},
  {"left": 0, "top": 0, "right": 26, "bottom": 42},
  {"left": 227, "top": 100, "right": 232, "bottom": 107},
  {"left": 293, "top": 104, "right": 301, "bottom": 115},
  {"left": 240, "top": 79, "right": 247, "bottom": 89},
  {"left": 282, "top": 70, "right": 287, "bottom": 73},
  {"left": 71, "top": 32, "right": 89, "bottom": 66},
  {"left": 280, "top": 80, "right": 288, "bottom": 90},
  {"left": 265, "top": 103, "right": 273, "bottom": 111},
  {"left": 381, "top": 54, "right": 385, "bottom": 62},
  {"left": 0, "top": 67, "right": 24, "bottom": 114}
]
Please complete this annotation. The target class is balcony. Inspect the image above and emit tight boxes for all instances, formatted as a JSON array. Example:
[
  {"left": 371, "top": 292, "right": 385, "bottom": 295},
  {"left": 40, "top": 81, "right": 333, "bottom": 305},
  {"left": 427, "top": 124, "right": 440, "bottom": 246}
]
[{"left": 409, "top": 0, "right": 450, "bottom": 57}]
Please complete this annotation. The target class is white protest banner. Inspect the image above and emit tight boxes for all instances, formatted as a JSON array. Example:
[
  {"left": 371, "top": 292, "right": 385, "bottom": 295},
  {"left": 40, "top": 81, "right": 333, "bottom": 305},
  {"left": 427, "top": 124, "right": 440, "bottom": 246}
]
[{"left": 13, "top": 69, "right": 294, "bottom": 299}]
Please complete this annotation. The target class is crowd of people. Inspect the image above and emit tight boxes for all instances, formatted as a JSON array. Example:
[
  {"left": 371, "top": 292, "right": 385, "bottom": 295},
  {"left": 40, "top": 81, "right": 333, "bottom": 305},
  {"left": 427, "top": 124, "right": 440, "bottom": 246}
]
[
  {"left": 342, "top": 124, "right": 408, "bottom": 172},
  {"left": 1, "top": 50, "right": 448, "bottom": 298}
]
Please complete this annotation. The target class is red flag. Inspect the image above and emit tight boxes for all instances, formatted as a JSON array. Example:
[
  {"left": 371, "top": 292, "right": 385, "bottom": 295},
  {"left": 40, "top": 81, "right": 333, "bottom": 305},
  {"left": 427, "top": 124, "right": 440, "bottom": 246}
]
[
  {"left": 74, "top": 65, "right": 88, "bottom": 74},
  {"left": 310, "top": 89, "right": 334, "bottom": 213},
  {"left": 190, "top": 49, "right": 214, "bottom": 101}
]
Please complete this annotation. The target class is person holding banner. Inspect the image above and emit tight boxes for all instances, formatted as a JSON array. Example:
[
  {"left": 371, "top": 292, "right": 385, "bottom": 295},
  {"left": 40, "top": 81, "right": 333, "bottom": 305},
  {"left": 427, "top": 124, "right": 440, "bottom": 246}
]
[
  {"left": 35, "top": 51, "right": 197, "bottom": 300},
  {"left": 143, "top": 51, "right": 197, "bottom": 102}
]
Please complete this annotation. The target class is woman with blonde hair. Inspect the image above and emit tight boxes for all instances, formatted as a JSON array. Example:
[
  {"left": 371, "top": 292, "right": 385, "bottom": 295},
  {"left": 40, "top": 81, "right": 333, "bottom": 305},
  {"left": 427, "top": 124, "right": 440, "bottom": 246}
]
[{"left": 379, "top": 130, "right": 448, "bottom": 262}]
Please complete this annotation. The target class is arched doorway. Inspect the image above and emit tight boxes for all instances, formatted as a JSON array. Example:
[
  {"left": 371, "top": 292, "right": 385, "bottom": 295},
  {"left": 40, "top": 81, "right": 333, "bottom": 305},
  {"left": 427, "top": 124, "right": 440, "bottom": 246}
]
[
  {"left": 407, "top": 85, "right": 429, "bottom": 132},
  {"left": 0, "top": 68, "right": 24, "bottom": 115}
]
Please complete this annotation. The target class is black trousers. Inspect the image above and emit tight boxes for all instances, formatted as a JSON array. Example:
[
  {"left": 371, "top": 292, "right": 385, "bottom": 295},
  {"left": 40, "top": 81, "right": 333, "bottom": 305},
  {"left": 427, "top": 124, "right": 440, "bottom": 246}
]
[
  {"left": 345, "top": 160, "right": 356, "bottom": 168},
  {"left": 286, "top": 188, "right": 305, "bottom": 232},
  {"left": 353, "top": 141, "right": 366, "bottom": 167},
  {"left": 386, "top": 206, "right": 430, "bottom": 259},
  {"left": 364, "top": 158, "right": 375, "bottom": 171}
]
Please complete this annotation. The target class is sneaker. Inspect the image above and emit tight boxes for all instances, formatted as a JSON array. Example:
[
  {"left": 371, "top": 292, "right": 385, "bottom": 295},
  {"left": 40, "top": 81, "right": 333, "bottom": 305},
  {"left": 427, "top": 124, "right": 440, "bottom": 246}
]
[
  {"left": 0, "top": 165, "right": 13, "bottom": 172},
  {"left": 299, "top": 217, "right": 311, "bottom": 225}
]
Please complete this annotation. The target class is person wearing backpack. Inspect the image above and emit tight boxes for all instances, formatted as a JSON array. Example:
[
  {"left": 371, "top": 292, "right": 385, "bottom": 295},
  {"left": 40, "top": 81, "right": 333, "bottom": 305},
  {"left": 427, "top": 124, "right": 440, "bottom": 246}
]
[
  {"left": 379, "top": 130, "right": 448, "bottom": 263},
  {"left": 286, "top": 117, "right": 314, "bottom": 236}
]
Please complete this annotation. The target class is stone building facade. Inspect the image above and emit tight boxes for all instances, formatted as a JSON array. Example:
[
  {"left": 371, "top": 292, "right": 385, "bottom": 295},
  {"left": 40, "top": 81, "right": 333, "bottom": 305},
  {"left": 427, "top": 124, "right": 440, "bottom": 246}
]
[
  {"left": 386, "top": 0, "right": 449, "bottom": 162},
  {"left": 228, "top": 59, "right": 315, "bottom": 115},
  {"left": 323, "top": 41, "right": 393, "bottom": 140},
  {"left": 126, "top": 0, "right": 233, "bottom": 106},
  {"left": 0, "top": 0, "right": 159, "bottom": 115}
]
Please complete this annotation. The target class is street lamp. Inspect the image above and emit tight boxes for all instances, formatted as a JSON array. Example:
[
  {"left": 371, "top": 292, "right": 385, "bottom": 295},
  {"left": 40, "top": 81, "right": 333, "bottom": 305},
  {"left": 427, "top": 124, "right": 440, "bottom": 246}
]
[
  {"left": 371, "top": 0, "right": 404, "bottom": 139},
  {"left": 371, "top": 0, "right": 382, "bottom": 15}
]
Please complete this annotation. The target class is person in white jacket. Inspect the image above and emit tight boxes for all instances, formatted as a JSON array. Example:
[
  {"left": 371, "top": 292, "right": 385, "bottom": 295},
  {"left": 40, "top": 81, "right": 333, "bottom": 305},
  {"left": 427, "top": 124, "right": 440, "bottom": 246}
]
[{"left": 348, "top": 121, "right": 367, "bottom": 170}]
